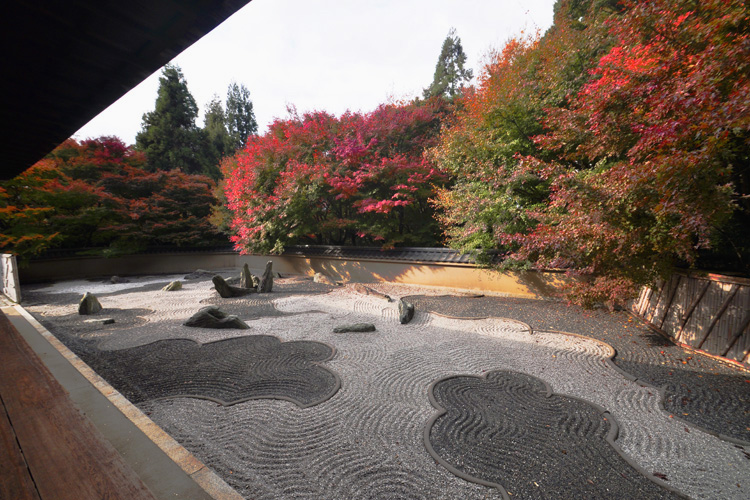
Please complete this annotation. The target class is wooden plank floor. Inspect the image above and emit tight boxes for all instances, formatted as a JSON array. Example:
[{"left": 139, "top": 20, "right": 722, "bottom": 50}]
[{"left": 0, "top": 311, "right": 156, "bottom": 500}]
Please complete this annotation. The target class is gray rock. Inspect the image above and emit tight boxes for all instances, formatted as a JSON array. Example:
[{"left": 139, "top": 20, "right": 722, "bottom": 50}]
[
  {"left": 225, "top": 276, "right": 240, "bottom": 284},
  {"left": 258, "top": 260, "right": 274, "bottom": 293},
  {"left": 110, "top": 275, "right": 130, "bottom": 284},
  {"left": 78, "top": 292, "right": 102, "bottom": 315},
  {"left": 184, "top": 306, "right": 250, "bottom": 329},
  {"left": 313, "top": 272, "right": 339, "bottom": 286},
  {"left": 353, "top": 283, "right": 392, "bottom": 302},
  {"left": 399, "top": 299, "right": 415, "bottom": 324},
  {"left": 212, "top": 275, "right": 255, "bottom": 298},
  {"left": 84, "top": 318, "right": 115, "bottom": 325},
  {"left": 162, "top": 280, "right": 182, "bottom": 291},
  {"left": 240, "top": 263, "right": 256, "bottom": 289},
  {"left": 333, "top": 323, "right": 376, "bottom": 333}
]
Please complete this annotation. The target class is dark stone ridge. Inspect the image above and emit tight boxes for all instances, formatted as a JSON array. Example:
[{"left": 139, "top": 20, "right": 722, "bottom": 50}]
[
  {"left": 258, "top": 260, "right": 274, "bottom": 293},
  {"left": 240, "top": 263, "right": 256, "bottom": 289},
  {"left": 184, "top": 306, "right": 249, "bottom": 329},
  {"left": 110, "top": 275, "right": 130, "bottom": 284},
  {"left": 84, "top": 318, "right": 115, "bottom": 325},
  {"left": 426, "top": 370, "right": 680, "bottom": 499},
  {"left": 78, "top": 292, "right": 102, "bottom": 315},
  {"left": 162, "top": 280, "right": 182, "bottom": 291},
  {"left": 90, "top": 335, "right": 340, "bottom": 407},
  {"left": 398, "top": 299, "right": 415, "bottom": 324},
  {"left": 213, "top": 275, "right": 255, "bottom": 298},
  {"left": 333, "top": 323, "right": 376, "bottom": 333},
  {"left": 352, "top": 283, "right": 392, "bottom": 302}
]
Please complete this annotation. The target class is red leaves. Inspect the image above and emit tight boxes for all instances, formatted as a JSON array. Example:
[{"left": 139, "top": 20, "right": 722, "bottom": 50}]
[
  {"left": 223, "top": 100, "right": 449, "bottom": 253},
  {"left": 1, "top": 137, "right": 222, "bottom": 258}
]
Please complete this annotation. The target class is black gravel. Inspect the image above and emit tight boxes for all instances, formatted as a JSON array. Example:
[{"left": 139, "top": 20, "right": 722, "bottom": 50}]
[
  {"left": 66, "top": 335, "right": 340, "bottom": 407},
  {"left": 405, "top": 295, "right": 750, "bottom": 445},
  {"left": 427, "top": 370, "right": 682, "bottom": 499}
]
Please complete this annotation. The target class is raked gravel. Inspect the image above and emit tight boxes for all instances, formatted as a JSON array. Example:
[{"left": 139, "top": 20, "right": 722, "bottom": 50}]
[{"left": 21, "top": 275, "right": 750, "bottom": 500}]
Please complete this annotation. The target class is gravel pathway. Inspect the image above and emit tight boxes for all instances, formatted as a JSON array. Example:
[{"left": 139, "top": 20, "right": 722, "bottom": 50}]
[{"left": 21, "top": 277, "right": 750, "bottom": 500}]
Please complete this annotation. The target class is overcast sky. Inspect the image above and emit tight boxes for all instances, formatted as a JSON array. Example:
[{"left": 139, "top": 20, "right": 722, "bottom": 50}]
[{"left": 75, "top": 0, "right": 556, "bottom": 145}]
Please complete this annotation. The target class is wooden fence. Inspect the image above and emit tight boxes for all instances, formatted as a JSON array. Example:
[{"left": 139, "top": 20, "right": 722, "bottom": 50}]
[{"left": 632, "top": 272, "right": 750, "bottom": 366}]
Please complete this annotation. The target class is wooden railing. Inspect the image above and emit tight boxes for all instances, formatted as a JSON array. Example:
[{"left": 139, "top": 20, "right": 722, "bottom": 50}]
[{"left": 632, "top": 272, "right": 750, "bottom": 366}]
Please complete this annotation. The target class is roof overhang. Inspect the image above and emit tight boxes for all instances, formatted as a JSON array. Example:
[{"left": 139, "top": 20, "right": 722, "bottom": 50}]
[{"left": 2, "top": 1, "right": 252, "bottom": 179}]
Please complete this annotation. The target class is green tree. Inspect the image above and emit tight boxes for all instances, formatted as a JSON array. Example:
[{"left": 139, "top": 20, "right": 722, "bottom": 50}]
[
  {"left": 423, "top": 28, "right": 474, "bottom": 99},
  {"left": 136, "top": 64, "right": 208, "bottom": 175},
  {"left": 202, "top": 95, "right": 233, "bottom": 178},
  {"left": 226, "top": 82, "right": 258, "bottom": 149}
]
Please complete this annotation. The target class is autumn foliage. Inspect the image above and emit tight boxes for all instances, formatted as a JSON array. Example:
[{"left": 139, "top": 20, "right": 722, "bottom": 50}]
[
  {"left": 432, "top": 0, "right": 750, "bottom": 305},
  {"left": 0, "top": 137, "right": 225, "bottom": 259},
  {"left": 222, "top": 99, "right": 449, "bottom": 253}
]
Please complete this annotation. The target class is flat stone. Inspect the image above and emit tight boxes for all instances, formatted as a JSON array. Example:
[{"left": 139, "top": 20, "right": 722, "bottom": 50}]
[
  {"left": 353, "top": 283, "right": 392, "bottom": 302},
  {"left": 399, "top": 299, "right": 415, "bottom": 324},
  {"left": 213, "top": 275, "right": 255, "bottom": 298},
  {"left": 333, "top": 323, "right": 376, "bottom": 333},
  {"left": 184, "top": 306, "right": 250, "bottom": 329},
  {"left": 162, "top": 280, "right": 182, "bottom": 291},
  {"left": 78, "top": 292, "right": 102, "bottom": 315},
  {"left": 110, "top": 275, "right": 130, "bottom": 284},
  {"left": 84, "top": 318, "right": 115, "bottom": 325}
]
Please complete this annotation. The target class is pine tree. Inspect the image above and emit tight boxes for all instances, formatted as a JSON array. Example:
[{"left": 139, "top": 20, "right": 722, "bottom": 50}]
[
  {"left": 136, "top": 64, "right": 207, "bottom": 174},
  {"left": 423, "top": 28, "right": 474, "bottom": 99},
  {"left": 202, "top": 95, "right": 232, "bottom": 178},
  {"left": 226, "top": 82, "right": 258, "bottom": 149}
]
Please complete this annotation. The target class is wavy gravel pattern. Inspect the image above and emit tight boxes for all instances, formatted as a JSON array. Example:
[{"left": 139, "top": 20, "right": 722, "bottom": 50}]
[
  {"left": 405, "top": 294, "right": 750, "bottom": 445},
  {"left": 426, "top": 370, "right": 679, "bottom": 499},
  {"left": 23, "top": 280, "right": 750, "bottom": 499},
  {"left": 87, "top": 335, "right": 340, "bottom": 407}
]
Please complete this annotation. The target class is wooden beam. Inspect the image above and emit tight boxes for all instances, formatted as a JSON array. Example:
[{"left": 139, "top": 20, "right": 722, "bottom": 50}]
[
  {"left": 647, "top": 279, "right": 666, "bottom": 323},
  {"left": 675, "top": 280, "right": 711, "bottom": 343},
  {"left": 658, "top": 275, "right": 682, "bottom": 330},
  {"left": 697, "top": 285, "right": 739, "bottom": 350},
  {"left": 720, "top": 309, "right": 750, "bottom": 358},
  {"left": 0, "top": 395, "right": 40, "bottom": 500}
]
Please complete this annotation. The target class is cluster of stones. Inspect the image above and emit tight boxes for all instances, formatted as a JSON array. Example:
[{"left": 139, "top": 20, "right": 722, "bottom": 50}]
[
  {"left": 77, "top": 264, "right": 417, "bottom": 334},
  {"left": 213, "top": 261, "right": 274, "bottom": 298},
  {"left": 183, "top": 306, "right": 249, "bottom": 329}
]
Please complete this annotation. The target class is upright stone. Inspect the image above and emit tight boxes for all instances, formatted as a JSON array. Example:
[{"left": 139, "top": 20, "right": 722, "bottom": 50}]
[
  {"left": 212, "top": 275, "right": 255, "bottom": 298},
  {"left": 258, "top": 260, "right": 274, "bottom": 293},
  {"left": 78, "top": 292, "right": 102, "bottom": 315},
  {"left": 399, "top": 299, "right": 415, "bottom": 324},
  {"left": 239, "top": 263, "right": 255, "bottom": 289}
]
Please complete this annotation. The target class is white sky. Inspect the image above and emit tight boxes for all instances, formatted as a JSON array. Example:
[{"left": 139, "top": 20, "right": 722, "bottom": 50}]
[{"left": 74, "top": 0, "right": 556, "bottom": 146}]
